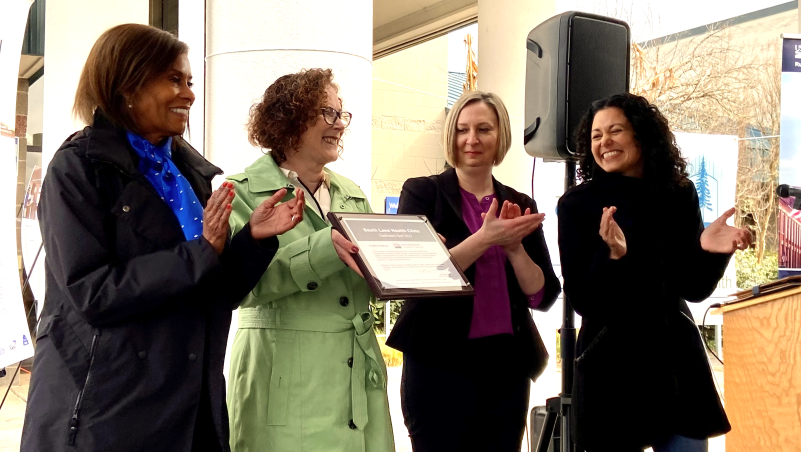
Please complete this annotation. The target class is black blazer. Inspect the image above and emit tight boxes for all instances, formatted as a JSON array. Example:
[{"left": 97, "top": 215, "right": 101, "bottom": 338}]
[{"left": 385, "top": 168, "right": 561, "bottom": 380}]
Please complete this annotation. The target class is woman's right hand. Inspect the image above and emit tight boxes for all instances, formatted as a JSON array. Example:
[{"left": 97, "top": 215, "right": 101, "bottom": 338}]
[
  {"left": 477, "top": 199, "right": 545, "bottom": 248},
  {"left": 203, "top": 182, "right": 235, "bottom": 255},
  {"left": 332, "top": 229, "right": 363, "bottom": 277},
  {"left": 600, "top": 206, "right": 627, "bottom": 260}
]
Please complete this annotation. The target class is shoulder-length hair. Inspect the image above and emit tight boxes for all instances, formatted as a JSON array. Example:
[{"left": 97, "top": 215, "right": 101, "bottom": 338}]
[
  {"left": 443, "top": 91, "right": 512, "bottom": 167},
  {"left": 248, "top": 68, "right": 341, "bottom": 164},
  {"left": 73, "top": 24, "right": 188, "bottom": 132},
  {"left": 574, "top": 93, "right": 688, "bottom": 190}
]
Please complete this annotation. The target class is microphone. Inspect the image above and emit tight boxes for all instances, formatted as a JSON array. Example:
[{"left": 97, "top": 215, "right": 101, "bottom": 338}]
[
  {"left": 776, "top": 184, "right": 801, "bottom": 198},
  {"left": 777, "top": 184, "right": 801, "bottom": 209}
]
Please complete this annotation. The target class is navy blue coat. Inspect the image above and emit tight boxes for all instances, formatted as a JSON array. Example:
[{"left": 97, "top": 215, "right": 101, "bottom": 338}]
[{"left": 21, "top": 111, "right": 278, "bottom": 452}]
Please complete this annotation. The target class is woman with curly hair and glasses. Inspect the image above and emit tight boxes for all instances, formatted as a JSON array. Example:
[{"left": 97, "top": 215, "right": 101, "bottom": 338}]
[
  {"left": 225, "top": 68, "right": 394, "bottom": 452},
  {"left": 557, "top": 93, "right": 752, "bottom": 452}
]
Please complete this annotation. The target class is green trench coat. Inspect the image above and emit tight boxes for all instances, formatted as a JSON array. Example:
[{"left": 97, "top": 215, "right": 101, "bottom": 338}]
[{"left": 226, "top": 154, "right": 395, "bottom": 452}]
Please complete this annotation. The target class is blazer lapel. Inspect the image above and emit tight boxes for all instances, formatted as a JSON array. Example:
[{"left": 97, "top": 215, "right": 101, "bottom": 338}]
[{"left": 438, "top": 168, "right": 464, "bottom": 220}]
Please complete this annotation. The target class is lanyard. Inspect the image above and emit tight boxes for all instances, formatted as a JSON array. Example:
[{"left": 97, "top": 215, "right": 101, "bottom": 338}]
[{"left": 297, "top": 177, "right": 326, "bottom": 221}]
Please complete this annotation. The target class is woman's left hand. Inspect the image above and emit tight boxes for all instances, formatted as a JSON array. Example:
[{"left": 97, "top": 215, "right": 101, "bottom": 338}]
[
  {"left": 485, "top": 200, "right": 538, "bottom": 254},
  {"left": 700, "top": 207, "right": 753, "bottom": 253},
  {"left": 249, "top": 188, "right": 305, "bottom": 240}
]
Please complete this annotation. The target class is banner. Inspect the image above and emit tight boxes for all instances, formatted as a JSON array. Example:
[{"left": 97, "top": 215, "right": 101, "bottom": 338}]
[
  {"left": 675, "top": 132, "right": 739, "bottom": 324},
  {"left": 0, "top": 0, "right": 35, "bottom": 368},
  {"left": 778, "top": 35, "right": 801, "bottom": 278}
]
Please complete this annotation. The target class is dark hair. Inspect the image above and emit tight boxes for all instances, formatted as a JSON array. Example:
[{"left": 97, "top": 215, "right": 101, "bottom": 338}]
[
  {"left": 73, "top": 24, "right": 189, "bottom": 132},
  {"left": 248, "top": 68, "right": 341, "bottom": 164},
  {"left": 575, "top": 93, "right": 688, "bottom": 190}
]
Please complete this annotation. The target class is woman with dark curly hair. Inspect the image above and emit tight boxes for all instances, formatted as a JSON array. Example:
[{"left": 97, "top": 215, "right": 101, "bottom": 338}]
[
  {"left": 225, "top": 68, "right": 395, "bottom": 452},
  {"left": 557, "top": 93, "right": 751, "bottom": 452}
]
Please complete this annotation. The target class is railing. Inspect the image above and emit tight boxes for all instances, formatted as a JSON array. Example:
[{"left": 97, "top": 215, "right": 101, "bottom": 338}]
[{"left": 778, "top": 200, "right": 801, "bottom": 269}]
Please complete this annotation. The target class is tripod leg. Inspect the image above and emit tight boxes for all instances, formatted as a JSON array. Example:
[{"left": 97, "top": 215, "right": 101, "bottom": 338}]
[{"left": 536, "top": 409, "right": 557, "bottom": 452}]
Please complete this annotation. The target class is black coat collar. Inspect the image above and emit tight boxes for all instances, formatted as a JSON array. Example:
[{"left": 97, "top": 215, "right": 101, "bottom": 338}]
[{"left": 84, "top": 110, "right": 222, "bottom": 182}]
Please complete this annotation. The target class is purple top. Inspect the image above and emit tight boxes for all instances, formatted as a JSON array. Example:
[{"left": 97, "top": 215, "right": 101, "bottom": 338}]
[{"left": 459, "top": 188, "right": 545, "bottom": 339}]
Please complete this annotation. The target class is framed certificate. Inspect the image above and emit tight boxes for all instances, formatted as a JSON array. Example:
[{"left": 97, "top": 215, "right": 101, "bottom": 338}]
[{"left": 327, "top": 212, "right": 475, "bottom": 300}]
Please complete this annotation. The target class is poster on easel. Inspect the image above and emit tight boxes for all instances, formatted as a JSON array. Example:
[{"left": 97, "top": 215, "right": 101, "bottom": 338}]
[
  {"left": 21, "top": 166, "right": 44, "bottom": 318},
  {"left": 778, "top": 34, "right": 801, "bottom": 279},
  {"left": 675, "top": 132, "right": 739, "bottom": 324},
  {"left": 0, "top": 0, "right": 35, "bottom": 368}
]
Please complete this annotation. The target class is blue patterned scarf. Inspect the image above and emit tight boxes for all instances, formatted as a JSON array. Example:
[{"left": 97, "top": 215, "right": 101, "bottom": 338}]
[{"left": 126, "top": 132, "right": 204, "bottom": 241}]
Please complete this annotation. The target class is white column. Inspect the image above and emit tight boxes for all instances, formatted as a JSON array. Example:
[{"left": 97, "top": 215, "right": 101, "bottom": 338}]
[
  {"left": 205, "top": 0, "right": 373, "bottom": 191},
  {"left": 179, "top": 0, "right": 206, "bottom": 154},
  {"left": 477, "top": 0, "right": 556, "bottom": 195},
  {"left": 477, "top": 0, "right": 563, "bottom": 414},
  {"left": 206, "top": 0, "right": 373, "bottom": 380},
  {"left": 42, "top": 0, "right": 148, "bottom": 172}
]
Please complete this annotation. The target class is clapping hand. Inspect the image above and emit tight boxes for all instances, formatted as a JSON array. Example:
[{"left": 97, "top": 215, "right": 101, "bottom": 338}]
[
  {"left": 700, "top": 207, "right": 752, "bottom": 253},
  {"left": 249, "top": 188, "right": 305, "bottom": 240},
  {"left": 202, "top": 182, "right": 235, "bottom": 254},
  {"left": 478, "top": 199, "right": 545, "bottom": 250},
  {"left": 600, "top": 206, "right": 627, "bottom": 260}
]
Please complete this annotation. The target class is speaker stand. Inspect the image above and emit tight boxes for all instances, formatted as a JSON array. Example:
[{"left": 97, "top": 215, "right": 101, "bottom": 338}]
[{"left": 536, "top": 160, "right": 577, "bottom": 452}]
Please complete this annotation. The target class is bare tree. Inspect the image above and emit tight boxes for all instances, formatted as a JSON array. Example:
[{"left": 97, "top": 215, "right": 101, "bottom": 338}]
[{"left": 630, "top": 25, "right": 780, "bottom": 264}]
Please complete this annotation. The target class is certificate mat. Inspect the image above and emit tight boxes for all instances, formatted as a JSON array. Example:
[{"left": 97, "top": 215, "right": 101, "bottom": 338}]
[{"left": 328, "top": 212, "right": 475, "bottom": 300}]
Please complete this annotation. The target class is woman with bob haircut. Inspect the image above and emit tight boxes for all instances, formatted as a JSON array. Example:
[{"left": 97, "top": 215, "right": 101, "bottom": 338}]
[
  {"left": 225, "top": 68, "right": 395, "bottom": 452},
  {"left": 558, "top": 93, "right": 752, "bottom": 452},
  {"left": 21, "top": 23, "right": 303, "bottom": 452},
  {"left": 386, "top": 91, "right": 561, "bottom": 451}
]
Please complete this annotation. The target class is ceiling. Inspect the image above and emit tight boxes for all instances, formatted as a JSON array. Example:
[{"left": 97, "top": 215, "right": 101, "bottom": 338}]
[{"left": 373, "top": 0, "right": 477, "bottom": 59}]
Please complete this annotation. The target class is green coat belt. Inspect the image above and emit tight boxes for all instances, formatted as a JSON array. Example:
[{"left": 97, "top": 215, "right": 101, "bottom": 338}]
[{"left": 226, "top": 154, "right": 394, "bottom": 452}]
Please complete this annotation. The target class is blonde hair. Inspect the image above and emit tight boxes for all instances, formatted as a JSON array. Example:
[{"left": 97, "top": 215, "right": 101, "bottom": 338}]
[{"left": 443, "top": 91, "right": 512, "bottom": 167}]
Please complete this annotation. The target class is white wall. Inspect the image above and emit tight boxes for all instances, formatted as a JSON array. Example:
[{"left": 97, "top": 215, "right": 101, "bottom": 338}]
[
  {"left": 179, "top": 0, "right": 206, "bottom": 155},
  {"left": 42, "top": 0, "right": 148, "bottom": 172}
]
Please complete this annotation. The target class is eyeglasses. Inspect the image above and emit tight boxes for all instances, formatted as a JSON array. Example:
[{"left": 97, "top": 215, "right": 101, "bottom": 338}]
[{"left": 320, "top": 107, "right": 352, "bottom": 127}]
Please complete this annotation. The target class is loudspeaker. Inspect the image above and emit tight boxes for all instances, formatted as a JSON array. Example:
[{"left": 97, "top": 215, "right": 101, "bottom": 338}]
[{"left": 524, "top": 12, "right": 630, "bottom": 160}]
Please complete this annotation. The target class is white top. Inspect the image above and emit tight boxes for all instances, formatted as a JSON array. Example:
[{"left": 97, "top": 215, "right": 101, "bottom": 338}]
[{"left": 279, "top": 167, "right": 331, "bottom": 222}]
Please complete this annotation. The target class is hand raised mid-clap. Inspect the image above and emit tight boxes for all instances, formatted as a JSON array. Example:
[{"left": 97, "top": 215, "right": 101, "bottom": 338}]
[
  {"left": 478, "top": 199, "right": 545, "bottom": 249},
  {"left": 599, "top": 206, "right": 627, "bottom": 260},
  {"left": 249, "top": 188, "right": 305, "bottom": 240},
  {"left": 700, "top": 207, "right": 753, "bottom": 253},
  {"left": 203, "top": 182, "right": 235, "bottom": 254}
]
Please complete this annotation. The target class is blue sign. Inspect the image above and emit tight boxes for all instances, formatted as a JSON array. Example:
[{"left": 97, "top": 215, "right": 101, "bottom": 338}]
[{"left": 385, "top": 196, "right": 399, "bottom": 214}]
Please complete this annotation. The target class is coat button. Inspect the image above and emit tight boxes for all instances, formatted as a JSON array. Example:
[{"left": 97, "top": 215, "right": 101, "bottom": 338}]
[
  {"left": 188, "top": 353, "right": 197, "bottom": 362},
  {"left": 307, "top": 282, "right": 318, "bottom": 290},
  {"left": 138, "top": 351, "right": 147, "bottom": 359},
  {"left": 348, "top": 419, "right": 357, "bottom": 430},
  {"left": 339, "top": 296, "right": 349, "bottom": 307},
  {"left": 122, "top": 205, "right": 130, "bottom": 212},
  {"left": 347, "top": 357, "right": 353, "bottom": 367}
]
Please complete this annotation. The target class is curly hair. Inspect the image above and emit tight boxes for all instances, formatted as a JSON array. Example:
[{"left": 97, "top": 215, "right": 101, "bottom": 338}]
[
  {"left": 574, "top": 93, "right": 688, "bottom": 191},
  {"left": 248, "top": 68, "right": 342, "bottom": 164}
]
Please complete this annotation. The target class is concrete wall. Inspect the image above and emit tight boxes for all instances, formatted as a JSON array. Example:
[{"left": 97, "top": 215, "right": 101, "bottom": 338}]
[{"left": 371, "top": 36, "right": 449, "bottom": 212}]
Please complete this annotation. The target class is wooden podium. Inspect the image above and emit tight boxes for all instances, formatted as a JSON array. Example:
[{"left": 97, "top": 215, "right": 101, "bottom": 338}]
[{"left": 711, "top": 280, "right": 801, "bottom": 451}]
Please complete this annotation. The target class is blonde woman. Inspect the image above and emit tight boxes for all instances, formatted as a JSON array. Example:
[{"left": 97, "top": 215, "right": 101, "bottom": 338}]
[{"left": 386, "top": 91, "right": 561, "bottom": 451}]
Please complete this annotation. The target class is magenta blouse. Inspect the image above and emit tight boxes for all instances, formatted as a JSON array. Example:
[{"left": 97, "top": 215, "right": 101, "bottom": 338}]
[{"left": 459, "top": 188, "right": 545, "bottom": 338}]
